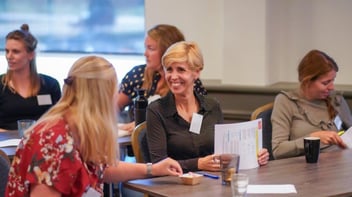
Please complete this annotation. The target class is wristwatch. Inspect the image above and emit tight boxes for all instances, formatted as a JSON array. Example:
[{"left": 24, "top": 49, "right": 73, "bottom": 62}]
[{"left": 146, "top": 163, "right": 153, "bottom": 177}]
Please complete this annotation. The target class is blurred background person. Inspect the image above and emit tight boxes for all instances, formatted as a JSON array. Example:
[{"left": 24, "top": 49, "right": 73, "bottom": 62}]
[
  {"left": 147, "top": 41, "right": 269, "bottom": 172},
  {"left": 0, "top": 24, "right": 61, "bottom": 131},
  {"left": 271, "top": 49, "right": 352, "bottom": 159},
  {"left": 5, "top": 55, "right": 182, "bottom": 197},
  {"left": 117, "top": 24, "right": 207, "bottom": 133}
]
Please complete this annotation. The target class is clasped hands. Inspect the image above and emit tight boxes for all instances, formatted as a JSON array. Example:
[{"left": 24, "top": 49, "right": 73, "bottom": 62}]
[{"left": 198, "top": 149, "right": 269, "bottom": 172}]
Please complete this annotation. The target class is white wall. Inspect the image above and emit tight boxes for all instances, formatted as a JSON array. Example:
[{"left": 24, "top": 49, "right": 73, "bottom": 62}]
[
  {"left": 2, "top": 0, "right": 352, "bottom": 87},
  {"left": 145, "top": 0, "right": 224, "bottom": 81},
  {"left": 0, "top": 52, "right": 144, "bottom": 88},
  {"left": 146, "top": 0, "right": 352, "bottom": 86}
]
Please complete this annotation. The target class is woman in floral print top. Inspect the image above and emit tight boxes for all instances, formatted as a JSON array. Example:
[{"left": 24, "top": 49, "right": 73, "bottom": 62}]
[
  {"left": 117, "top": 24, "right": 207, "bottom": 133},
  {"left": 7, "top": 118, "right": 105, "bottom": 196},
  {"left": 5, "top": 56, "right": 182, "bottom": 197}
]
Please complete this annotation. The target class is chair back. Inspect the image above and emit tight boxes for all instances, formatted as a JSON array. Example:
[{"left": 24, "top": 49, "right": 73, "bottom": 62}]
[
  {"left": 251, "top": 102, "right": 275, "bottom": 160},
  {"left": 131, "top": 121, "right": 151, "bottom": 163},
  {"left": 0, "top": 149, "right": 10, "bottom": 196}
]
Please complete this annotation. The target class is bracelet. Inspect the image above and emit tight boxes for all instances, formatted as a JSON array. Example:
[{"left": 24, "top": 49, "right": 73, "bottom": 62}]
[{"left": 146, "top": 163, "right": 153, "bottom": 177}]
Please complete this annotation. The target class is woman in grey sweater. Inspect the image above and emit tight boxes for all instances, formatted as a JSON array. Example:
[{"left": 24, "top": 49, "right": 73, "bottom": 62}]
[{"left": 271, "top": 49, "right": 352, "bottom": 159}]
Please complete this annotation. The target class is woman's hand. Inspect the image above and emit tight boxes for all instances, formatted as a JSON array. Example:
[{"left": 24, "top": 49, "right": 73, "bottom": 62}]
[
  {"left": 257, "top": 148, "right": 269, "bottom": 166},
  {"left": 152, "top": 157, "right": 183, "bottom": 176},
  {"left": 198, "top": 154, "right": 220, "bottom": 172},
  {"left": 310, "top": 131, "right": 347, "bottom": 148},
  {"left": 118, "top": 121, "right": 136, "bottom": 134}
]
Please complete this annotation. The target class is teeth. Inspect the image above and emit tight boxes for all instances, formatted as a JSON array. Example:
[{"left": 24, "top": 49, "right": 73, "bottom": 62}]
[{"left": 171, "top": 82, "right": 181, "bottom": 87}]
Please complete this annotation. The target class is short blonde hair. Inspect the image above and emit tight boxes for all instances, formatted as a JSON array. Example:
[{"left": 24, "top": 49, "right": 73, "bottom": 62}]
[
  {"left": 38, "top": 56, "right": 118, "bottom": 165},
  {"left": 162, "top": 41, "right": 204, "bottom": 72}
]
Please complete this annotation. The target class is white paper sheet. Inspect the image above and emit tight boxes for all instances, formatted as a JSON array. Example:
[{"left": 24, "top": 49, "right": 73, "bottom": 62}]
[
  {"left": 247, "top": 184, "right": 297, "bottom": 194},
  {"left": 214, "top": 119, "right": 262, "bottom": 170},
  {"left": 0, "top": 139, "right": 21, "bottom": 147},
  {"left": 340, "top": 127, "right": 352, "bottom": 148}
]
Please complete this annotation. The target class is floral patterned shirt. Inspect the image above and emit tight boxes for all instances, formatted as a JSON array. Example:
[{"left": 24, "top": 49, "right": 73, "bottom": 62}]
[{"left": 5, "top": 118, "right": 105, "bottom": 197}]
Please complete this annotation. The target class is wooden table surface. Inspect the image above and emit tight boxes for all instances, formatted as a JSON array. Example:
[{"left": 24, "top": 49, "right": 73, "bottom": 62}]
[{"left": 124, "top": 149, "right": 352, "bottom": 197}]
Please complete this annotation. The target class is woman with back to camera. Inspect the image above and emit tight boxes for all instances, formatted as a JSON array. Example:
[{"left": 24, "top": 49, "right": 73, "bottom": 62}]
[
  {"left": 146, "top": 41, "right": 269, "bottom": 172},
  {"left": 271, "top": 49, "right": 352, "bottom": 159},
  {"left": 117, "top": 24, "right": 207, "bottom": 132},
  {"left": 0, "top": 24, "right": 61, "bottom": 131},
  {"left": 5, "top": 56, "right": 182, "bottom": 197}
]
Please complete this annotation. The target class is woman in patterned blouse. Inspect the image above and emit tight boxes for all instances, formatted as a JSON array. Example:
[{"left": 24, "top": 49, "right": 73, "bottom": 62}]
[
  {"left": 5, "top": 56, "right": 182, "bottom": 197},
  {"left": 117, "top": 24, "right": 207, "bottom": 133}
]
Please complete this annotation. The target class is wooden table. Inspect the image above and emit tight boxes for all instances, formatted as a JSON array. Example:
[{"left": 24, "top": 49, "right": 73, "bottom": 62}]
[
  {"left": 0, "top": 130, "right": 131, "bottom": 161},
  {"left": 123, "top": 149, "right": 352, "bottom": 197}
]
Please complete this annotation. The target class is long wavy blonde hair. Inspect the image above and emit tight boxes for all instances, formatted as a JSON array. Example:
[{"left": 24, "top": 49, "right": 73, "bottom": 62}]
[
  {"left": 142, "top": 24, "right": 185, "bottom": 96},
  {"left": 37, "top": 56, "right": 118, "bottom": 165}
]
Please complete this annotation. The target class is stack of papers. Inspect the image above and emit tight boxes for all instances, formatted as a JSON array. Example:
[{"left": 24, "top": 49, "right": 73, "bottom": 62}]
[
  {"left": 0, "top": 139, "right": 21, "bottom": 147},
  {"left": 340, "top": 127, "right": 352, "bottom": 148}
]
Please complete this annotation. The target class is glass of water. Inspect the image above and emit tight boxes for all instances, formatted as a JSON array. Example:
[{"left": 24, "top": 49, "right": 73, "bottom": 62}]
[
  {"left": 231, "top": 173, "right": 249, "bottom": 197},
  {"left": 17, "top": 119, "right": 36, "bottom": 138}
]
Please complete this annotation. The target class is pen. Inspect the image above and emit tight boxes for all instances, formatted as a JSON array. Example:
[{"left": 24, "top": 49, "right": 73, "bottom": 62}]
[
  {"left": 197, "top": 172, "right": 219, "bottom": 179},
  {"left": 338, "top": 131, "right": 345, "bottom": 136}
]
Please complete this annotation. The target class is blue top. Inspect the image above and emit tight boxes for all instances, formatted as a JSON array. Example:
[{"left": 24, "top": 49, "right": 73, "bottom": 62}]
[
  {"left": 119, "top": 64, "right": 207, "bottom": 111},
  {"left": 0, "top": 74, "right": 61, "bottom": 130}
]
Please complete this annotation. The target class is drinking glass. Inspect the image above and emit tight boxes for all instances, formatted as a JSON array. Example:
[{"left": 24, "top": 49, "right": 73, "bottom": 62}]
[
  {"left": 231, "top": 173, "right": 249, "bottom": 197},
  {"left": 220, "top": 154, "right": 240, "bottom": 185},
  {"left": 17, "top": 119, "right": 36, "bottom": 138}
]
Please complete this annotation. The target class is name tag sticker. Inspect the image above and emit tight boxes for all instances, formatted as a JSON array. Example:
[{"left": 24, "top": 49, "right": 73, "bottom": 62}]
[
  {"left": 189, "top": 113, "right": 203, "bottom": 134},
  {"left": 148, "top": 94, "right": 161, "bottom": 104},
  {"left": 334, "top": 115, "right": 343, "bottom": 131},
  {"left": 37, "top": 94, "right": 52, "bottom": 105}
]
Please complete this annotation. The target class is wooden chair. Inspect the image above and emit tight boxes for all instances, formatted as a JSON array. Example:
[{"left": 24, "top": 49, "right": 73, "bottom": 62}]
[
  {"left": 0, "top": 149, "right": 10, "bottom": 166},
  {"left": 131, "top": 121, "right": 150, "bottom": 163},
  {"left": 251, "top": 102, "right": 275, "bottom": 160}
]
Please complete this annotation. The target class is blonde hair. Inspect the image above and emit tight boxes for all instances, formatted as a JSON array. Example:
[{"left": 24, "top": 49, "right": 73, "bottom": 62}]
[
  {"left": 142, "top": 24, "right": 185, "bottom": 96},
  {"left": 162, "top": 41, "right": 204, "bottom": 72},
  {"left": 2, "top": 24, "right": 40, "bottom": 96},
  {"left": 37, "top": 56, "right": 118, "bottom": 165}
]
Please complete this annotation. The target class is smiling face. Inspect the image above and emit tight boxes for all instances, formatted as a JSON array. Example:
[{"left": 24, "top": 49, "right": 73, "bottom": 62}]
[
  {"left": 164, "top": 62, "right": 200, "bottom": 96},
  {"left": 144, "top": 36, "right": 162, "bottom": 71},
  {"left": 5, "top": 39, "right": 33, "bottom": 72},
  {"left": 304, "top": 69, "right": 336, "bottom": 100}
]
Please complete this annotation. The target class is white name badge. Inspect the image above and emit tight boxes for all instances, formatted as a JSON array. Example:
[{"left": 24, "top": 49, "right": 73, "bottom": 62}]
[
  {"left": 37, "top": 94, "right": 52, "bottom": 106},
  {"left": 189, "top": 113, "right": 203, "bottom": 134},
  {"left": 334, "top": 115, "right": 343, "bottom": 131},
  {"left": 148, "top": 94, "right": 161, "bottom": 104}
]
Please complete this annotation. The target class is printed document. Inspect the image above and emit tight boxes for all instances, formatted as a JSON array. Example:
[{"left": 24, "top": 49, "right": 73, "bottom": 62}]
[
  {"left": 340, "top": 127, "right": 352, "bottom": 148},
  {"left": 214, "top": 119, "right": 262, "bottom": 170}
]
